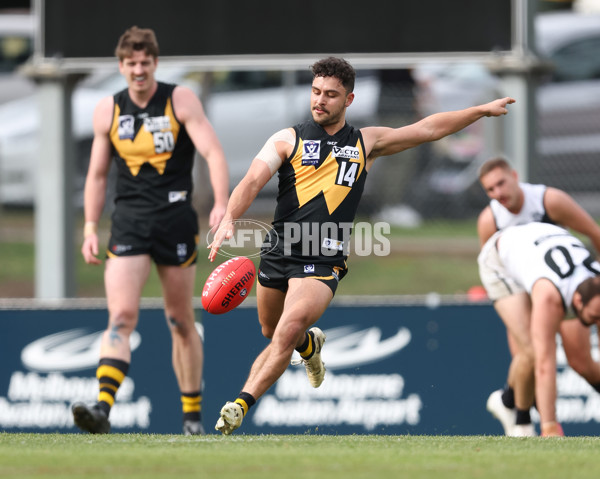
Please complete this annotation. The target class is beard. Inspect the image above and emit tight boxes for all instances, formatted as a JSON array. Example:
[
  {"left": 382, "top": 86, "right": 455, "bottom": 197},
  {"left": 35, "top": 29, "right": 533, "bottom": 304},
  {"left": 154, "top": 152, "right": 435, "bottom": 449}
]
[{"left": 311, "top": 105, "right": 344, "bottom": 127}]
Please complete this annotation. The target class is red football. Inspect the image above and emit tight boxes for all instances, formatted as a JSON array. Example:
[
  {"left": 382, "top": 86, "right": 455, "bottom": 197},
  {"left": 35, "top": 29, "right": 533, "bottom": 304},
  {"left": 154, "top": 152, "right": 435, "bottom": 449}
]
[{"left": 201, "top": 256, "right": 256, "bottom": 314}]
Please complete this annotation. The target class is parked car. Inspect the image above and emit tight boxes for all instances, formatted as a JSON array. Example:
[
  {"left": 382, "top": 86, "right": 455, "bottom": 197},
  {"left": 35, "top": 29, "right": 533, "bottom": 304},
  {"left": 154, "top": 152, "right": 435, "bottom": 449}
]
[
  {"left": 0, "top": 66, "right": 380, "bottom": 206},
  {"left": 405, "top": 9, "right": 600, "bottom": 218}
]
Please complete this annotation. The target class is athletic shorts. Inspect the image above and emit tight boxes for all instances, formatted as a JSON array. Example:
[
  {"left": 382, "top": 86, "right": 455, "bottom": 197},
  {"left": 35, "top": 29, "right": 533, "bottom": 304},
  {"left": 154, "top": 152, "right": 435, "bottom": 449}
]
[
  {"left": 257, "top": 253, "right": 348, "bottom": 295},
  {"left": 107, "top": 206, "right": 199, "bottom": 266},
  {"left": 477, "top": 231, "right": 525, "bottom": 301}
]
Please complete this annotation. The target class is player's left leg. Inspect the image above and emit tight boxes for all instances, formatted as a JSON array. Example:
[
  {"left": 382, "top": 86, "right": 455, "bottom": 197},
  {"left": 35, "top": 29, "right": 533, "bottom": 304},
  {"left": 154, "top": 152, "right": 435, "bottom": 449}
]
[
  {"left": 73, "top": 255, "right": 151, "bottom": 434},
  {"left": 487, "top": 292, "right": 536, "bottom": 436},
  {"left": 158, "top": 264, "right": 204, "bottom": 435}
]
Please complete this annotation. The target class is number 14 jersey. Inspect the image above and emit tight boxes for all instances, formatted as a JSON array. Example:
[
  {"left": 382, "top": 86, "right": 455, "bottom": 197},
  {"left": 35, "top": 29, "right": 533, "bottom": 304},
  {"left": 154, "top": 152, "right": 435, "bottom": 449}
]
[{"left": 270, "top": 120, "right": 368, "bottom": 264}]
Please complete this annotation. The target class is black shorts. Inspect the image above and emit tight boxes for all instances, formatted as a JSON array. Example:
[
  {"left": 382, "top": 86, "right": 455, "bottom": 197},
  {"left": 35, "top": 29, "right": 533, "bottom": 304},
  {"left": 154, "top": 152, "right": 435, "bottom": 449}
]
[
  {"left": 107, "top": 207, "right": 199, "bottom": 266},
  {"left": 257, "top": 254, "right": 348, "bottom": 295}
]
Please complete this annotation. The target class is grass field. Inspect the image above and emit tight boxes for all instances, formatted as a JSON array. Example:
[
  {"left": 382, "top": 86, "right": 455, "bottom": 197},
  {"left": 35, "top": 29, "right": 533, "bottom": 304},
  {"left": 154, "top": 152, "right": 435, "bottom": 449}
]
[
  {"left": 0, "top": 433, "right": 599, "bottom": 479},
  {"left": 0, "top": 209, "right": 482, "bottom": 298}
]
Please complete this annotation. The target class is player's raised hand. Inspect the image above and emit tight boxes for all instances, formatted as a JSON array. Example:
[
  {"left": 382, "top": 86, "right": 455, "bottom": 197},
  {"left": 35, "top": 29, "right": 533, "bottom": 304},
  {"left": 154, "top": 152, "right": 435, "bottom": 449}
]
[{"left": 484, "top": 97, "right": 516, "bottom": 117}]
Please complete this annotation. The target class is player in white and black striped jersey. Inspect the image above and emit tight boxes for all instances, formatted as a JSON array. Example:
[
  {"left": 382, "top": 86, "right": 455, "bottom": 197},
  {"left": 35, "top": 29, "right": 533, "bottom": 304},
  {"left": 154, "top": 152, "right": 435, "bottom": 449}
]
[{"left": 478, "top": 158, "right": 600, "bottom": 437}]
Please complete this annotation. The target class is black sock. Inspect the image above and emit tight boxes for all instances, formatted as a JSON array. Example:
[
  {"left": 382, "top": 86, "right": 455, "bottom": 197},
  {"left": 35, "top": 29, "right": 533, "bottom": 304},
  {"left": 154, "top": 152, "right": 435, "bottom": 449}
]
[
  {"left": 295, "top": 330, "right": 315, "bottom": 360},
  {"left": 515, "top": 408, "right": 531, "bottom": 425},
  {"left": 501, "top": 385, "right": 515, "bottom": 409},
  {"left": 234, "top": 391, "right": 256, "bottom": 417}
]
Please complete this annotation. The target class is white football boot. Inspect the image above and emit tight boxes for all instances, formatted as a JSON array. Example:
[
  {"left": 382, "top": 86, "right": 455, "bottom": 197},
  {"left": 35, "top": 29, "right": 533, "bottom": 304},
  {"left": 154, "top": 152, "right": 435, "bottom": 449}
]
[
  {"left": 510, "top": 423, "right": 537, "bottom": 437},
  {"left": 296, "top": 327, "right": 327, "bottom": 388},
  {"left": 215, "top": 402, "right": 244, "bottom": 435},
  {"left": 486, "top": 389, "right": 517, "bottom": 436}
]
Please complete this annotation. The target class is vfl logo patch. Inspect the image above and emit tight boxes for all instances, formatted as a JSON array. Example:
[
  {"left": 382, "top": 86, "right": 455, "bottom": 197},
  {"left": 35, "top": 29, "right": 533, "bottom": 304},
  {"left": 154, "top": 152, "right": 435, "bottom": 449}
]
[
  {"left": 333, "top": 146, "right": 360, "bottom": 159},
  {"left": 304, "top": 264, "right": 315, "bottom": 273},
  {"left": 302, "top": 140, "right": 321, "bottom": 166},
  {"left": 118, "top": 115, "right": 135, "bottom": 140}
]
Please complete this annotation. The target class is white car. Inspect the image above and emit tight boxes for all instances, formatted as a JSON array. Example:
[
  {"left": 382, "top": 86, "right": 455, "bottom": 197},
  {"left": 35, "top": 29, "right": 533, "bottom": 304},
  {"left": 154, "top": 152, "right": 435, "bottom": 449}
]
[
  {"left": 407, "top": 9, "right": 600, "bottom": 217},
  {"left": 0, "top": 67, "right": 380, "bottom": 206}
]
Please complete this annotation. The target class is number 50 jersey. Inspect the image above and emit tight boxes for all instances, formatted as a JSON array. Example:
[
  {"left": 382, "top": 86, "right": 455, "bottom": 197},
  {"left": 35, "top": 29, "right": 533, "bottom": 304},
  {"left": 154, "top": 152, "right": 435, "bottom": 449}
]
[{"left": 109, "top": 82, "right": 196, "bottom": 215}]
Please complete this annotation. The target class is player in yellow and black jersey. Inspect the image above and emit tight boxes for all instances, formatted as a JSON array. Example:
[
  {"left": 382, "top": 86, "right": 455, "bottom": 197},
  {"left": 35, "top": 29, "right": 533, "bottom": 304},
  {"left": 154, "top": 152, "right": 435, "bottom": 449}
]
[
  {"left": 209, "top": 56, "right": 515, "bottom": 435},
  {"left": 72, "top": 26, "right": 229, "bottom": 436},
  {"left": 110, "top": 81, "right": 196, "bottom": 215}
]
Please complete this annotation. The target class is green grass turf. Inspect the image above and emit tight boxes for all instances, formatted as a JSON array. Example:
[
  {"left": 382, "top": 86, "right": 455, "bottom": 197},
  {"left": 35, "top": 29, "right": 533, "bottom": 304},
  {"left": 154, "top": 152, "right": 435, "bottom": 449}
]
[
  {"left": 0, "top": 434, "right": 599, "bottom": 479},
  {"left": 0, "top": 210, "right": 482, "bottom": 298}
]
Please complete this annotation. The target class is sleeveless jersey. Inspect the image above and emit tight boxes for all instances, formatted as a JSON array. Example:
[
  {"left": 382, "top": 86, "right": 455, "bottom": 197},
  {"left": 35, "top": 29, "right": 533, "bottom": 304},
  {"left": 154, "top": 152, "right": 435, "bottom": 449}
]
[
  {"left": 266, "top": 120, "right": 367, "bottom": 264},
  {"left": 109, "top": 82, "right": 196, "bottom": 215},
  {"left": 497, "top": 223, "right": 600, "bottom": 313},
  {"left": 490, "top": 182, "right": 553, "bottom": 230}
]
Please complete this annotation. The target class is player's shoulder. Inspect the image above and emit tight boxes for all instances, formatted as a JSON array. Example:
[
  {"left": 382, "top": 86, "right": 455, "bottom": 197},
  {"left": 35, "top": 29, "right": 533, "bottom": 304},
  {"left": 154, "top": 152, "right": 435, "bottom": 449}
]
[
  {"left": 171, "top": 84, "right": 203, "bottom": 121},
  {"left": 521, "top": 182, "right": 547, "bottom": 193},
  {"left": 93, "top": 95, "right": 115, "bottom": 127}
]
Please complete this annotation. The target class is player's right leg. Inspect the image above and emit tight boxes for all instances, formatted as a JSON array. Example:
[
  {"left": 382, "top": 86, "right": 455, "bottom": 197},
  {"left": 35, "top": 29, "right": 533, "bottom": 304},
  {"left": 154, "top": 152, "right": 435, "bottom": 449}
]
[
  {"left": 487, "top": 293, "right": 536, "bottom": 435},
  {"left": 215, "top": 278, "right": 333, "bottom": 435},
  {"left": 73, "top": 255, "right": 150, "bottom": 434}
]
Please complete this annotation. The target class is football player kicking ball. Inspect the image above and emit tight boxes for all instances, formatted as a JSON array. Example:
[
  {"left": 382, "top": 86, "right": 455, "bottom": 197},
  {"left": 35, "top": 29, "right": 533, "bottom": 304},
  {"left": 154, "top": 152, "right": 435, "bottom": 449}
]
[{"left": 209, "top": 56, "right": 515, "bottom": 435}]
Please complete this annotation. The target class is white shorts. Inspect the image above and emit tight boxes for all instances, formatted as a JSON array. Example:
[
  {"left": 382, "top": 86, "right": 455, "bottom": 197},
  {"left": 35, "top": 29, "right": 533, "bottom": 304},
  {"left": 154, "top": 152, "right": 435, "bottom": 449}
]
[{"left": 477, "top": 231, "right": 526, "bottom": 301}]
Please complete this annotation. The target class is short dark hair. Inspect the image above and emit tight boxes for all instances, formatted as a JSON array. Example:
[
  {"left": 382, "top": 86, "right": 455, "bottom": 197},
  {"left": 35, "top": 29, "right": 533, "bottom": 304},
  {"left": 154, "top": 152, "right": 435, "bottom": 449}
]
[
  {"left": 311, "top": 57, "right": 355, "bottom": 93},
  {"left": 115, "top": 26, "right": 159, "bottom": 60},
  {"left": 576, "top": 276, "right": 600, "bottom": 307},
  {"left": 478, "top": 157, "right": 512, "bottom": 180}
]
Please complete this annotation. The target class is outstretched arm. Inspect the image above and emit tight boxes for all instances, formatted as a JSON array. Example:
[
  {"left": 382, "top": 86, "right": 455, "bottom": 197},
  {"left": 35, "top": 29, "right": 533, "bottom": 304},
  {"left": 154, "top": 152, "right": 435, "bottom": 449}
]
[
  {"left": 362, "top": 97, "right": 515, "bottom": 162},
  {"left": 208, "top": 159, "right": 273, "bottom": 262},
  {"left": 208, "top": 129, "right": 293, "bottom": 261}
]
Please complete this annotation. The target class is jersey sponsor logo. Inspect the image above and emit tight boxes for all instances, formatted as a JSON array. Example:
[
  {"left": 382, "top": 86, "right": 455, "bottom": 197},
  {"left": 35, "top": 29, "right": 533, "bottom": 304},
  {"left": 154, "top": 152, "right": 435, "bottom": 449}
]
[
  {"left": 168, "top": 191, "right": 188, "bottom": 203},
  {"left": 322, "top": 237, "right": 344, "bottom": 251},
  {"left": 333, "top": 145, "right": 360, "bottom": 159},
  {"left": 118, "top": 115, "right": 135, "bottom": 140},
  {"left": 303, "top": 264, "right": 315, "bottom": 273},
  {"left": 302, "top": 140, "right": 321, "bottom": 165},
  {"left": 143, "top": 115, "right": 171, "bottom": 133}
]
